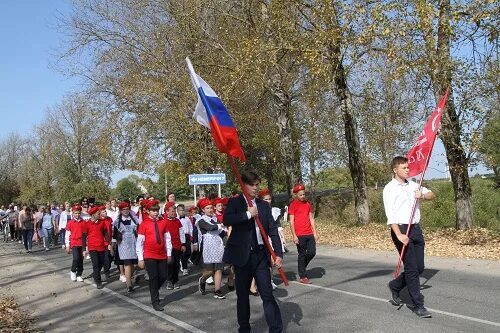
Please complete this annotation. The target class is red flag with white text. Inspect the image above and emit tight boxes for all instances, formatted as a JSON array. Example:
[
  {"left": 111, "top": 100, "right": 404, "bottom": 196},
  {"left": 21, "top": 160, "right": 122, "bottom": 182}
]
[{"left": 407, "top": 89, "right": 449, "bottom": 177}]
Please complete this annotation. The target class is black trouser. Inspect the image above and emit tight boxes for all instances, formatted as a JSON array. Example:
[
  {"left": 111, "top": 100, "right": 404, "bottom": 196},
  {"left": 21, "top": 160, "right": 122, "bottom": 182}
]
[
  {"left": 71, "top": 246, "right": 84, "bottom": 276},
  {"left": 390, "top": 224, "right": 425, "bottom": 307},
  {"left": 180, "top": 237, "right": 191, "bottom": 270},
  {"left": 296, "top": 235, "right": 316, "bottom": 279},
  {"left": 145, "top": 258, "right": 168, "bottom": 305},
  {"left": 9, "top": 224, "right": 16, "bottom": 240},
  {"left": 103, "top": 249, "right": 113, "bottom": 275},
  {"left": 89, "top": 250, "right": 105, "bottom": 283},
  {"left": 168, "top": 249, "right": 182, "bottom": 285},
  {"left": 234, "top": 246, "right": 283, "bottom": 333}
]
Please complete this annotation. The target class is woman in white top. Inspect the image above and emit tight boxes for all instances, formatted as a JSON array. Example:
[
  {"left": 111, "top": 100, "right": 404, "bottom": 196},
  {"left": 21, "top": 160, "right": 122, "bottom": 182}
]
[{"left": 57, "top": 202, "right": 72, "bottom": 249}]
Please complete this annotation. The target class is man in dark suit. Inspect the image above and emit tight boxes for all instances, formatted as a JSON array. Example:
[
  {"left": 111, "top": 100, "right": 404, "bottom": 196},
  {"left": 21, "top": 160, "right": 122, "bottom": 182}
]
[{"left": 223, "top": 171, "right": 283, "bottom": 333}]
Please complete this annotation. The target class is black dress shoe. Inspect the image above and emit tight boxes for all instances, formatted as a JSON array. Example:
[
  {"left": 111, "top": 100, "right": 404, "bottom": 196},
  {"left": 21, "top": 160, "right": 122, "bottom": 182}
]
[
  {"left": 153, "top": 303, "right": 164, "bottom": 311},
  {"left": 250, "top": 291, "right": 259, "bottom": 297},
  {"left": 388, "top": 282, "right": 402, "bottom": 306},
  {"left": 96, "top": 282, "right": 103, "bottom": 289},
  {"left": 407, "top": 304, "right": 432, "bottom": 318}
]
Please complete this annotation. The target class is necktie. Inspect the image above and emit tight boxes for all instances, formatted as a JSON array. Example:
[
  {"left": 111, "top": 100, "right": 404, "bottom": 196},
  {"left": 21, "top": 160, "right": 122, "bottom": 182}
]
[
  {"left": 251, "top": 217, "right": 258, "bottom": 249},
  {"left": 154, "top": 220, "right": 161, "bottom": 244}
]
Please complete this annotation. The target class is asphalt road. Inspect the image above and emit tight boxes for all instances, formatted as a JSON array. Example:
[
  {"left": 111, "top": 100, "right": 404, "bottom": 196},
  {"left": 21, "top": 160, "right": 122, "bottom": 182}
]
[{"left": 1, "top": 239, "right": 499, "bottom": 333}]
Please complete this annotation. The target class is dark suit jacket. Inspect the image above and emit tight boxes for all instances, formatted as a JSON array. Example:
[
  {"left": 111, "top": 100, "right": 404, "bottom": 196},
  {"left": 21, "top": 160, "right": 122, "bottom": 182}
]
[{"left": 223, "top": 194, "right": 283, "bottom": 267}]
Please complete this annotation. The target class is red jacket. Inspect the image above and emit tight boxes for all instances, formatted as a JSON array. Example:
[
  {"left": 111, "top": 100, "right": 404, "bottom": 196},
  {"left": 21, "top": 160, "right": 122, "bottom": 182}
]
[
  {"left": 99, "top": 216, "right": 113, "bottom": 246},
  {"left": 66, "top": 219, "right": 87, "bottom": 248},
  {"left": 86, "top": 219, "right": 108, "bottom": 251},
  {"left": 165, "top": 217, "right": 184, "bottom": 250}
]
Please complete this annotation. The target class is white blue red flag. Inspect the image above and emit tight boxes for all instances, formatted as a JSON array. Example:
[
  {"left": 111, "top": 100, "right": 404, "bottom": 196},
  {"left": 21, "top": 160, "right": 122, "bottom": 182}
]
[{"left": 186, "top": 57, "right": 246, "bottom": 162}]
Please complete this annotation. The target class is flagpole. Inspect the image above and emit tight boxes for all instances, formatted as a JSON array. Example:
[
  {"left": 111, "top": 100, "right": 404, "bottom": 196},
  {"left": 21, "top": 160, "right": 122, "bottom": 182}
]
[
  {"left": 394, "top": 88, "right": 449, "bottom": 277},
  {"left": 228, "top": 156, "right": 289, "bottom": 286}
]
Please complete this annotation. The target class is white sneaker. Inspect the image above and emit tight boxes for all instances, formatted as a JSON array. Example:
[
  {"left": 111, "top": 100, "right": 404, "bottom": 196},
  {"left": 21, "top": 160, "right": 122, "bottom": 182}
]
[
  {"left": 206, "top": 276, "right": 214, "bottom": 285},
  {"left": 86, "top": 254, "right": 91, "bottom": 260},
  {"left": 119, "top": 275, "right": 127, "bottom": 283},
  {"left": 144, "top": 272, "right": 149, "bottom": 281},
  {"left": 61, "top": 245, "right": 66, "bottom": 249},
  {"left": 70, "top": 271, "right": 77, "bottom": 282},
  {"left": 182, "top": 269, "right": 189, "bottom": 276},
  {"left": 271, "top": 281, "right": 278, "bottom": 290},
  {"left": 76, "top": 276, "right": 84, "bottom": 282}
]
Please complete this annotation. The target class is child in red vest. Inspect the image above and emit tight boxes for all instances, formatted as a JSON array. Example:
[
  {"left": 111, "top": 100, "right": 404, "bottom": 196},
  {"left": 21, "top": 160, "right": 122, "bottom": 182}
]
[
  {"left": 65, "top": 204, "right": 87, "bottom": 282},
  {"left": 86, "top": 206, "right": 109, "bottom": 289},
  {"left": 164, "top": 202, "right": 186, "bottom": 289},
  {"left": 289, "top": 184, "right": 317, "bottom": 284},
  {"left": 136, "top": 201, "right": 172, "bottom": 311}
]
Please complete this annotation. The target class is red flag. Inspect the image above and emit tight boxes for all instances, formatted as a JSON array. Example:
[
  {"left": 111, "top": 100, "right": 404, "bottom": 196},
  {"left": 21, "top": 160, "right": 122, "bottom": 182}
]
[{"left": 407, "top": 89, "right": 450, "bottom": 177}]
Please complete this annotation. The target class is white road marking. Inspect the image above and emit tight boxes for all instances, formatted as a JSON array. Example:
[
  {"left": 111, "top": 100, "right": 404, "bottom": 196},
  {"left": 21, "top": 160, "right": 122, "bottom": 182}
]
[
  {"left": 291, "top": 281, "right": 500, "bottom": 328},
  {"left": 84, "top": 281, "right": 206, "bottom": 333}
]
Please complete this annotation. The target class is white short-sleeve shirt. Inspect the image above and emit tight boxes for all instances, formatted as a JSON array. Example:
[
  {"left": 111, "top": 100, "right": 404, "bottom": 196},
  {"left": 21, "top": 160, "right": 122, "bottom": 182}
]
[{"left": 383, "top": 178, "right": 431, "bottom": 225}]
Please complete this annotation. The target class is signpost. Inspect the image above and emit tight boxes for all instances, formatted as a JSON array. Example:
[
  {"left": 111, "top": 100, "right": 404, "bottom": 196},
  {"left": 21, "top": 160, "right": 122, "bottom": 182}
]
[{"left": 188, "top": 173, "right": 226, "bottom": 205}]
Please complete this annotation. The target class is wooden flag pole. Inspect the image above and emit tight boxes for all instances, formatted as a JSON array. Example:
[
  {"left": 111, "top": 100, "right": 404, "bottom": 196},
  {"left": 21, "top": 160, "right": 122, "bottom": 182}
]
[{"left": 228, "top": 156, "right": 289, "bottom": 286}]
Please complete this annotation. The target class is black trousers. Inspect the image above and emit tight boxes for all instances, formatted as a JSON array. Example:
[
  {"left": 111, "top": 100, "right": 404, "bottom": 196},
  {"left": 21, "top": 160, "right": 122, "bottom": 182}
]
[
  {"left": 103, "top": 249, "right": 113, "bottom": 274},
  {"left": 296, "top": 235, "right": 316, "bottom": 279},
  {"left": 234, "top": 247, "right": 283, "bottom": 333},
  {"left": 89, "top": 250, "right": 105, "bottom": 283},
  {"left": 71, "top": 246, "right": 84, "bottom": 276},
  {"left": 145, "top": 258, "right": 168, "bottom": 305},
  {"left": 167, "top": 249, "right": 182, "bottom": 285},
  {"left": 390, "top": 224, "right": 425, "bottom": 307},
  {"left": 180, "top": 237, "right": 191, "bottom": 270}
]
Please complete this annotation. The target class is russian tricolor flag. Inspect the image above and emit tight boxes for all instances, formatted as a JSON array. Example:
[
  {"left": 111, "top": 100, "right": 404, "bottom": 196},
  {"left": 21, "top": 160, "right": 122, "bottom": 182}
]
[{"left": 186, "top": 57, "right": 246, "bottom": 162}]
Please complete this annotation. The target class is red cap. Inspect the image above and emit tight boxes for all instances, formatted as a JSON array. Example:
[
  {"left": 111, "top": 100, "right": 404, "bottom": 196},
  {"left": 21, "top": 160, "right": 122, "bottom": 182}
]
[
  {"left": 258, "top": 189, "right": 270, "bottom": 198},
  {"left": 119, "top": 201, "right": 131, "bottom": 210},
  {"left": 198, "top": 198, "right": 213, "bottom": 209},
  {"left": 292, "top": 184, "right": 306, "bottom": 193},
  {"left": 72, "top": 204, "right": 82, "bottom": 212},
  {"left": 164, "top": 201, "right": 176, "bottom": 211},
  {"left": 88, "top": 206, "right": 101, "bottom": 216},
  {"left": 146, "top": 199, "right": 160, "bottom": 210}
]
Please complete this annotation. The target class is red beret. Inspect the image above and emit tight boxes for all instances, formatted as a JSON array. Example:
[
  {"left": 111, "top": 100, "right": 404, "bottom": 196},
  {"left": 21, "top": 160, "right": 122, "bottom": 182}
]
[
  {"left": 119, "top": 201, "right": 131, "bottom": 210},
  {"left": 198, "top": 198, "right": 213, "bottom": 209},
  {"left": 88, "top": 206, "right": 101, "bottom": 216},
  {"left": 140, "top": 200, "right": 148, "bottom": 208},
  {"left": 188, "top": 205, "right": 198, "bottom": 212},
  {"left": 258, "top": 189, "right": 270, "bottom": 198},
  {"left": 213, "top": 197, "right": 224, "bottom": 205},
  {"left": 164, "top": 201, "right": 176, "bottom": 211},
  {"left": 292, "top": 184, "right": 306, "bottom": 193},
  {"left": 222, "top": 197, "right": 229, "bottom": 206},
  {"left": 72, "top": 204, "right": 82, "bottom": 212},
  {"left": 98, "top": 205, "right": 106, "bottom": 211},
  {"left": 146, "top": 199, "right": 160, "bottom": 210}
]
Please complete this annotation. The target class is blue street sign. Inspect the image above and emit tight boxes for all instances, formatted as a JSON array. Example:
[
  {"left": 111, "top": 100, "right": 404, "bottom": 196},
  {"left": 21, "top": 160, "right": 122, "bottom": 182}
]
[{"left": 188, "top": 173, "right": 226, "bottom": 185}]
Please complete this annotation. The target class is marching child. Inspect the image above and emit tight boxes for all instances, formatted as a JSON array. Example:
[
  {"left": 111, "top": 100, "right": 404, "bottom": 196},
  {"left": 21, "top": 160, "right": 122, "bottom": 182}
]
[
  {"left": 164, "top": 202, "right": 186, "bottom": 289},
  {"left": 86, "top": 206, "right": 109, "bottom": 289},
  {"left": 177, "top": 204, "right": 193, "bottom": 276},
  {"left": 113, "top": 201, "right": 139, "bottom": 293},
  {"left": 289, "top": 184, "right": 317, "bottom": 284},
  {"left": 99, "top": 206, "right": 114, "bottom": 279},
  {"left": 136, "top": 200, "right": 172, "bottom": 311},
  {"left": 65, "top": 204, "right": 87, "bottom": 282}
]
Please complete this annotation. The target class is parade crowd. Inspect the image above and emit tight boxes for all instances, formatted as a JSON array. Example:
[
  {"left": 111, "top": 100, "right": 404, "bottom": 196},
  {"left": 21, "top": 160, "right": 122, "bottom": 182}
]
[{"left": 1, "top": 158, "right": 435, "bottom": 331}]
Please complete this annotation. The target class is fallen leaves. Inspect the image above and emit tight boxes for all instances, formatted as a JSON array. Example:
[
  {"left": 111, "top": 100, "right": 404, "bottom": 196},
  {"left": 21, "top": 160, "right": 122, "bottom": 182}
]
[
  {"left": 0, "top": 297, "right": 41, "bottom": 333},
  {"left": 283, "top": 220, "right": 500, "bottom": 260}
]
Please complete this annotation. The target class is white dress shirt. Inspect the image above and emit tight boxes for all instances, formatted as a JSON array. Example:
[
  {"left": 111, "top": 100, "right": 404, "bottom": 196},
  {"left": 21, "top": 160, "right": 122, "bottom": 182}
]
[
  {"left": 383, "top": 178, "right": 431, "bottom": 225},
  {"left": 245, "top": 198, "right": 264, "bottom": 245}
]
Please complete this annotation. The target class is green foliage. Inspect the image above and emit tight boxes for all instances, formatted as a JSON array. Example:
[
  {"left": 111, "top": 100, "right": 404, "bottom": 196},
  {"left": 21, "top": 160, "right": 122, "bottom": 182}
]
[
  {"left": 113, "top": 176, "right": 142, "bottom": 202},
  {"left": 314, "top": 178, "right": 500, "bottom": 232},
  {"left": 480, "top": 114, "right": 500, "bottom": 186}
]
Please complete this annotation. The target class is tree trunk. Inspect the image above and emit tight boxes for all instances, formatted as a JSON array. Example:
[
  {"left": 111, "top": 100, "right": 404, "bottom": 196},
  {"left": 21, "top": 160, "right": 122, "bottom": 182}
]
[
  {"left": 331, "top": 60, "right": 370, "bottom": 225},
  {"left": 433, "top": 0, "right": 473, "bottom": 229},
  {"left": 270, "top": 73, "right": 302, "bottom": 197}
]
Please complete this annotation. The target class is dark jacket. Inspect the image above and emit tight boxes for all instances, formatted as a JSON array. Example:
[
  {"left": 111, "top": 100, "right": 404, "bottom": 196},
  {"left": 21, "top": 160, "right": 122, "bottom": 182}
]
[{"left": 223, "top": 194, "right": 283, "bottom": 267}]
